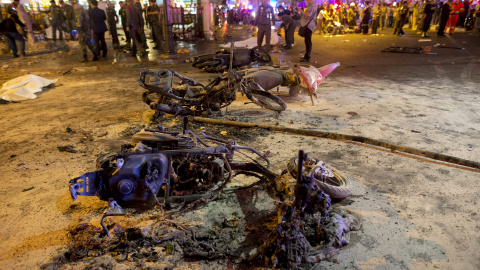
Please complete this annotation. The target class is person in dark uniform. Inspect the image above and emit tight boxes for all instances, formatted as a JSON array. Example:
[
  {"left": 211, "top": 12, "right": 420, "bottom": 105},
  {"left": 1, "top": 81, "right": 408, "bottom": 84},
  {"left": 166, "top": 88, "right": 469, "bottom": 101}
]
[
  {"left": 42, "top": 0, "right": 65, "bottom": 43},
  {"left": 0, "top": 13, "right": 27, "bottom": 57},
  {"left": 59, "top": 0, "right": 74, "bottom": 40},
  {"left": 126, "top": 0, "right": 145, "bottom": 56},
  {"left": 214, "top": 6, "right": 220, "bottom": 26},
  {"left": 361, "top": 1, "right": 372, "bottom": 34},
  {"left": 89, "top": 0, "right": 108, "bottom": 57},
  {"left": 277, "top": 6, "right": 294, "bottom": 50},
  {"left": 147, "top": 0, "right": 161, "bottom": 49},
  {"left": 254, "top": 0, "right": 274, "bottom": 51},
  {"left": 421, "top": 0, "right": 435, "bottom": 37},
  {"left": 119, "top": 1, "right": 131, "bottom": 46},
  {"left": 106, "top": 1, "right": 119, "bottom": 48},
  {"left": 7, "top": 0, "right": 20, "bottom": 16},
  {"left": 134, "top": 0, "right": 147, "bottom": 50},
  {"left": 437, "top": 0, "right": 451, "bottom": 36},
  {"left": 72, "top": 0, "right": 96, "bottom": 61}
]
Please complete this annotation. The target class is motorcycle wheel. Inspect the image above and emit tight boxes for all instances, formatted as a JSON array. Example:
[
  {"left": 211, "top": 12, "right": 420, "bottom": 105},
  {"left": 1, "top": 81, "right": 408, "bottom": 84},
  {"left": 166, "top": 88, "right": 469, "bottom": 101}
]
[
  {"left": 251, "top": 47, "right": 272, "bottom": 63},
  {"left": 249, "top": 89, "right": 287, "bottom": 112},
  {"left": 287, "top": 157, "right": 352, "bottom": 200},
  {"left": 316, "top": 165, "right": 352, "bottom": 200}
]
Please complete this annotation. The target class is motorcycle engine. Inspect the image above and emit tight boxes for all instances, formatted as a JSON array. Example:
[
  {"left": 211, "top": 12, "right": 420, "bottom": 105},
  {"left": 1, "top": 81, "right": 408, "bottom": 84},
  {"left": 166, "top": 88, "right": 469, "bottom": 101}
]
[{"left": 71, "top": 130, "right": 227, "bottom": 208}]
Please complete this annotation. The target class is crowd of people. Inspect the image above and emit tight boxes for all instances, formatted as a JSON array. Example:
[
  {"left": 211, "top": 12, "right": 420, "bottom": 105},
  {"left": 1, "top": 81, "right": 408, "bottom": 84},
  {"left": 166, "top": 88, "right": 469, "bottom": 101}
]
[
  {"left": 0, "top": 0, "right": 166, "bottom": 60},
  {"left": 251, "top": 0, "right": 478, "bottom": 62},
  {"left": 312, "top": 0, "right": 480, "bottom": 37},
  {"left": 1, "top": 0, "right": 479, "bottom": 60}
]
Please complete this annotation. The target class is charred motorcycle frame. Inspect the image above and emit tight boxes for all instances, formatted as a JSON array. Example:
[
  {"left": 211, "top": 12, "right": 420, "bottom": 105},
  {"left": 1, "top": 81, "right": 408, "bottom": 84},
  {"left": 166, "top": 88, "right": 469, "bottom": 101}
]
[{"left": 69, "top": 118, "right": 276, "bottom": 208}]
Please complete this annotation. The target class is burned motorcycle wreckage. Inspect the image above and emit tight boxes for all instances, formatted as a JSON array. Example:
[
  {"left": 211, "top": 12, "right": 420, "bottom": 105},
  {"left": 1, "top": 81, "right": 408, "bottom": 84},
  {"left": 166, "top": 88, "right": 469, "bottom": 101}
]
[
  {"left": 139, "top": 68, "right": 287, "bottom": 116},
  {"left": 139, "top": 62, "right": 340, "bottom": 117},
  {"left": 191, "top": 46, "right": 272, "bottom": 73},
  {"left": 69, "top": 118, "right": 352, "bottom": 209},
  {"left": 69, "top": 118, "right": 276, "bottom": 209},
  {"left": 66, "top": 119, "right": 357, "bottom": 269}
]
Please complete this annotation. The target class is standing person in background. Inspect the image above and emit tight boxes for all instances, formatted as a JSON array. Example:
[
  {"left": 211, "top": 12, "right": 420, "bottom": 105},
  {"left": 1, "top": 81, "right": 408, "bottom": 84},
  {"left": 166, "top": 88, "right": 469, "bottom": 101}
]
[
  {"left": 444, "top": 0, "right": 464, "bottom": 34},
  {"left": 473, "top": 2, "right": 480, "bottom": 36},
  {"left": 106, "top": 1, "right": 119, "bottom": 48},
  {"left": 89, "top": 0, "right": 108, "bottom": 58},
  {"left": 316, "top": 6, "right": 325, "bottom": 34},
  {"left": 408, "top": 0, "right": 415, "bottom": 26},
  {"left": 371, "top": 4, "right": 380, "bottom": 34},
  {"left": 0, "top": 12, "right": 27, "bottom": 57},
  {"left": 72, "top": 0, "right": 96, "bottom": 61},
  {"left": 421, "top": 0, "right": 435, "bottom": 37},
  {"left": 134, "top": 0, "right": 148, "bottom": 49},
  {"left": 126, "top": 0, "right": 145, "bottom": 56},
  {"left": 387, "top": 3, "right": 394, "bottom": 27},
  {"left": 219, "top": 7, "right": 225, "bottom": 25},
  {"left": 394, "top": 1, "right": 408, "bottom": 36},
  {"left": 361, "top": 1, "right": 372, "bottom": 34},
  {"left": 60, "top": 0, "right": 75, "bottom": 40},
  {"left": 437, "top": 0, "right": 451, "bottom": 36},
  {"left": 8, "top": 0, "right": 33, "bottom": 42},
  {"left": 347, "top": 3, "right": 356, "bottom": 31},
  {"left": 254, "top": 0, "right": 274, "bottom": 52},
  {"left": 339, "top": 4, "right": 346, "bottom": 27},
  {"left": 300, "top": 0, "right": 316, "bottom": 62},
  {"left": 380, "top": 3, "right": 387, "bottom": 29},
  {"left": 433, "top": 1, "right": 442, "bottom": 25},
  {"left": 147, "top": 0, "right": 162, "bottom": 50},
  {"left": 42, "top": 0, "right": 65, "bottom": 43},
  {"left": 143, "top": 4, "right": 148, "bottom": 27},
  {"left": 214, "top": 6, "right": 220, "bottom": 26},
  {"left": 412, "top": 1, "right": 419, "bottom": 30},
  {"left": 119, "top": 1, "right": 131, "bottom": 47}
]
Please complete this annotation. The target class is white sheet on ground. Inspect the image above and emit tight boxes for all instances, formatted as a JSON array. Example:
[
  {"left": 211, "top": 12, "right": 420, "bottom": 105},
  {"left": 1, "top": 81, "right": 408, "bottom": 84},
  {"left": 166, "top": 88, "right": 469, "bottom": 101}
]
[
  {"left": 0, "top": 75, "right": 57, "bottom": 101},
  {"left": 220, "top": 30, "right": 279, "bottom": 48}
]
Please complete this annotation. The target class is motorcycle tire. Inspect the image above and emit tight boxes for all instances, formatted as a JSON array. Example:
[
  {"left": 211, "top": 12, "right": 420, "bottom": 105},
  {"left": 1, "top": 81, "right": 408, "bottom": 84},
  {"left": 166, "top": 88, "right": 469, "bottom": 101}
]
[
  {"left": 250, "top": 89, "right": 287, "bottom": 112},
  {"left": 315, "top": 165, "right": 352, "bottom": 200},
  {"left": 287, "top": 157, "right": 352, "bottom": 200},
  {"left": 250, "top": 47, "right": 272, "bottom": 63}
]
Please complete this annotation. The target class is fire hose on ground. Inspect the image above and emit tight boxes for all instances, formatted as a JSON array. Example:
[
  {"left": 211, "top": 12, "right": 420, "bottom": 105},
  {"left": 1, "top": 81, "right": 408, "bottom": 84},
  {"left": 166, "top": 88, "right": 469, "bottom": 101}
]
[{"left": 191, "top": 117, "right": 480, "bottom": 174}]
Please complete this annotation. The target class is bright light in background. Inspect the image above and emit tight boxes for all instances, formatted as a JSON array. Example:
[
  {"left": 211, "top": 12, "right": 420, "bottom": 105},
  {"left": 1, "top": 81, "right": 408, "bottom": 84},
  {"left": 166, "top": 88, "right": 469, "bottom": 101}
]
[
  {"left": 248, "top": 4, "right": 253, "bottom": 10},
  {"left": 252, "top": 11, "right": 256, "bottom": 17},
  {"left": 270, "top": 0, "right": 276, "bottom": 7},
  {"left": 334, "top": 3, "right": 338, "bottom": 9}
]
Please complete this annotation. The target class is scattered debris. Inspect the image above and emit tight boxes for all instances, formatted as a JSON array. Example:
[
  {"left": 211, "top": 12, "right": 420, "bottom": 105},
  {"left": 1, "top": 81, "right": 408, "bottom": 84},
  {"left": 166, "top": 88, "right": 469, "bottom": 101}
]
[
  {"left": 22, "top": 186, "right": 35, "bottom": 192},
  {"left": 418, "top": 39, "right": 431, "bottom": 42},
  {"left": 177, "top": 48, "right": 190, "bottom": 54},
  {"left": 433, "top": 44, "right": 465, "bottom": 50},
  {"left": 58, "top": 145, "right": 78, "bottom": 153},
  {"left": 381, "top": 47, "right": 423, "bottom": 54},
  {"left": 347, "top": 111, "right": 358, "bottom": 116},
  {"left": 66, "top": 127, "right": 76, "bottom": 134},
  {"left": 158, "top": 60, "right": 174, "bottom": 65}
]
